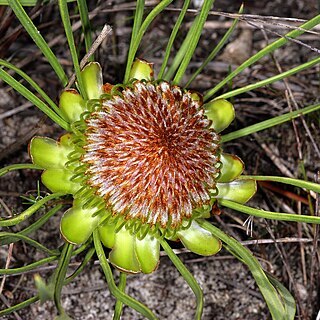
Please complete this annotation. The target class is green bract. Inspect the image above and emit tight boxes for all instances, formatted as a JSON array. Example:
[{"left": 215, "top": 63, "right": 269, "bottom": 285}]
[{"left": 29, "top": 60, "right": 256, "bottom": 274}]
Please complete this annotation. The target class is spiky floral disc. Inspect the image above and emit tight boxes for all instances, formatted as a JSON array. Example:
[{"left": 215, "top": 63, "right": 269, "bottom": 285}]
[{"left": 82, "top": 81, "right": 220, "bottom": 229}]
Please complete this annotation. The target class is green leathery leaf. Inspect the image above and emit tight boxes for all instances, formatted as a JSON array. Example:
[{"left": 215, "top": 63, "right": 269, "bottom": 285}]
[
  {"left": 59, "top": 89, "right": 85, "bottom": 122},
  {"left": 129, "top": 59, "right": 154, "bottom": 81},
  {"left": 60, "top": 200, "right": 100, "bottom": 244},
  {"left": 29, "top": 137, "right": 71, "bottom": 169},
  {"left": 135, "top": 233, "right": 160, "bottom": 274},
  {"left": 204, "top": 99, "right": 235, "bottom": 133},
  {"left": 80, "top": 62, "right": 103, "bottom": 99},
  {"left": 41, "top": 169, "right": 80, "bottom": 194},
  {"left": 218, "top": 153, "right": 244, "bottom": 183},
  {"left": 177, "top": 220, "right": 221, "bottom": 256},
  {"left": 109, "top": 228, "right": 141, "bottom": 274},
  {"left": 216, "top": 179, "right": 257, "bottom": 204}
]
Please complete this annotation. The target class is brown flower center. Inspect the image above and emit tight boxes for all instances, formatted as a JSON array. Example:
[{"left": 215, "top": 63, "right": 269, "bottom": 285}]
[{"left": 82, "top": 81, "right": 220, "bottom": 229}]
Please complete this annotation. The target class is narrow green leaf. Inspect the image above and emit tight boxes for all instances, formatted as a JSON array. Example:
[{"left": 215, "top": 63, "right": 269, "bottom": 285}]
[
  {"left": 173, "top": 0, "right": 215, "bottom": 85},
  {"left": 0, "top": 59, "right": 63, "bottom": 117},
  {"left": 222, "top": 102, "right": 320, "bottom": 142},
  {"left": 220, "top": 199, "right": 320, "bottom": 224},
  {"left": 126, "top": 0, "right": 145, "bottom": 81},
  {"left": 158, "top": 0, "right": 191, "bottom": 79},
  {"left": 0, "top": 192, "right": 64, "bottom": 227},
  {"left": 53, "top": 243, "right": 74, "bottom": 316},
  {"left": 160, "top": 238, "right": 204, "bottom": 320},
  {"left": 64, "top": 247, "right": 95, "bottom": 284},
  {"left": 239, "top": 175, "right": 320, "bottom": 193},
  {"left": 267, "top": 274, "right": 296, "bottom": 320},
  {"left": 8, "top": 0, "right": 68, "bottom": 85},
  {"left": 185, "top": 3, "right": 244, "bottom": 87},
  {"left": 0, "top": 232, "right": 59, "bottom": 255},
  {"left": 163, "top": 14, "right": 200, "bottom": 81},
  {"left": 198, "top": 220, "right": 287, "bottom": 320},
  {"left": 113, "top": 273, "right": 127, "bottom": 320},
  {"left": 0, "top": 256, "right": 57, "bottom": 275},
  {"left": 214, "top": 55, "right": 320, "bottom": 100},
  {"left": 77, "top": 0, "right": 93, "bottom": 60},
  {"left": 124, "top": 0, "right": 174, "bottom": 83},
  {"left": 0, "top": 242, "right": 90, "bottom": 276},
  {"left": 0, "top": 296, "right": 39, "bottom": 317},
  {"left": 58, "top": 0, "right": 87, "bottom": 99},
  {"left": 204, "top": 14, "right": 320, "bottom": 101},
  {"left": 0, "top": 164, "right": 42, "bottom": 177},
  {"left": 93, "top": 230, "right": 158, "bottom": 320},
  {"left": 0, "top": 68, "right": 70, "bottom": 130},
  {"left": 0, "top": 205, "right": 62, "bottom": 246},
  {"left": 0, "top": 0, "right": 75, "bottom": 4}
]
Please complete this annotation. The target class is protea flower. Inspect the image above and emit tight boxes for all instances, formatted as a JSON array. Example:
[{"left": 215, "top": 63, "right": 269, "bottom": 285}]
[{"left": 29, "top": 59, "right": 256, "bottom": 273}]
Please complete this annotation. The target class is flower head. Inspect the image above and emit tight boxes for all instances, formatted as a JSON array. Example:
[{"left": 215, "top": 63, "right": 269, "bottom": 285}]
[
  {"left": 29, "top": 60, "right": 256, "bottom": 273},
  {"left": 83, "top": 81, "right": 220, "bottom": 229}
]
